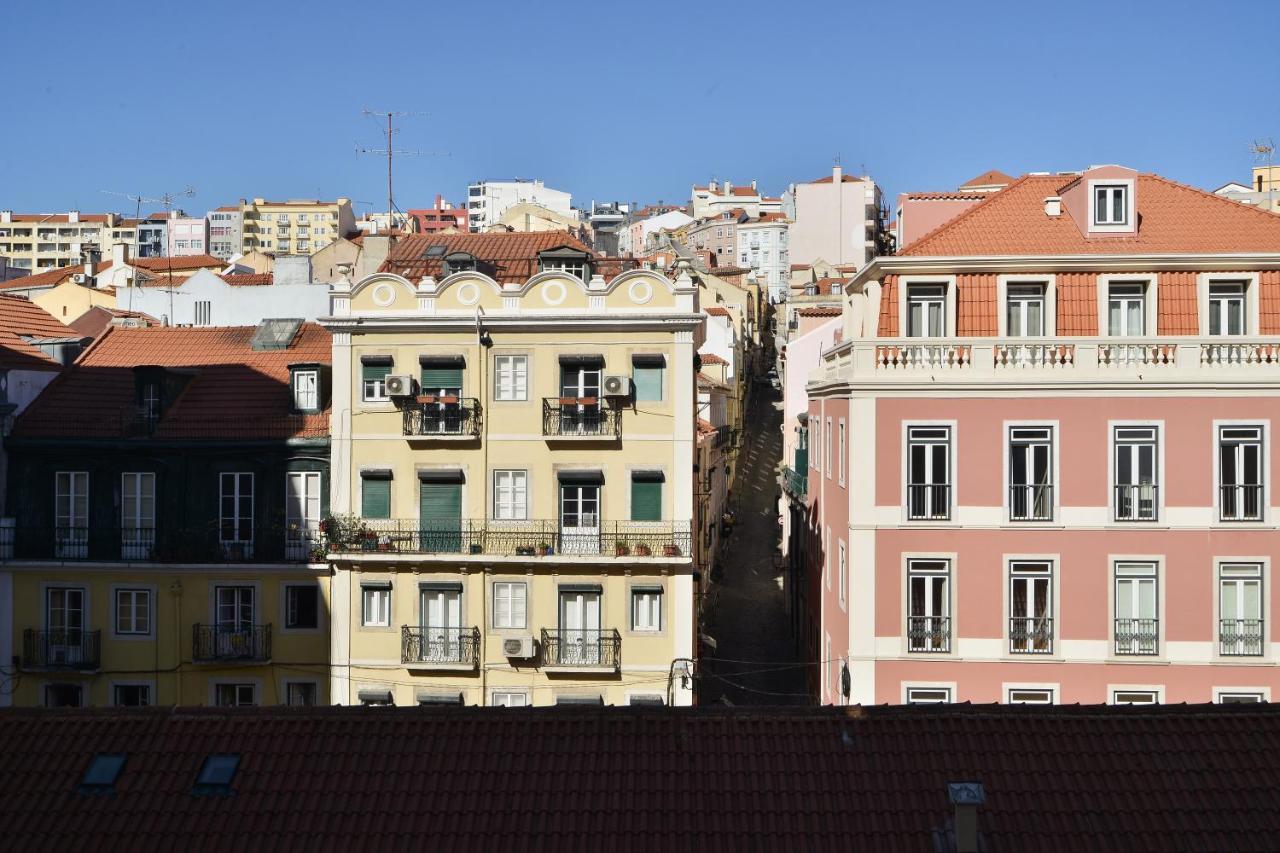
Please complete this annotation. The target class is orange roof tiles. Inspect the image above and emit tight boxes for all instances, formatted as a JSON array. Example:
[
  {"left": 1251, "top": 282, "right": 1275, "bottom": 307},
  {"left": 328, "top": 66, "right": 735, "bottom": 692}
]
[
  {"left": 67, "top": 306, "right": 157, "bottom": 340},
  {"left": 0, "top": 260, "right": 115, "bottom": 290},
  {"left": 1, "top": 213, "right": 112, "bottom": 223},
  {"left": 728, "top": 186, "right": 758, "bottom": 197},
  {"left": 132, "top": 254, "right": 225, "bottom": 272},
  {"left": 221, "top": 273, "right": 273, "bottom": 286},
  {"left": 796, "top": 307, "right": 842, "bottom": 317},
  {"left": 902, "top": 173, "right": 1280, "bottom": 257},
  {"left": 0, "top": 295, "right": 79, "bottom": 370},
  {"left": 699, "top": 352, "right": 728, "bottom": 364},
  {"left": 809, "top": 173, "right": 864, "bottom": 184},
  {"left": 705, "top": 306, "right": 732, "bottom": 317},
  {"left": 382, "top": 231, "right": 592, "bottom": 282},
  {"left": 959, "top": 169, "right": 1016, "bottom": 187},
  {"left": 14, "top": 324, "right": 330, "bottom": 440}
]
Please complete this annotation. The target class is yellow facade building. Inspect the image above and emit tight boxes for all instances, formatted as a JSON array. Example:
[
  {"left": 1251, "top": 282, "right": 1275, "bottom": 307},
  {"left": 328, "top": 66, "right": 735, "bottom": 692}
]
[
  {"left": 241, "top": 198, "right": 357, "bottom": 256},
  {"left": 323, "top": 241, "right": 702, "bottom": 706}
]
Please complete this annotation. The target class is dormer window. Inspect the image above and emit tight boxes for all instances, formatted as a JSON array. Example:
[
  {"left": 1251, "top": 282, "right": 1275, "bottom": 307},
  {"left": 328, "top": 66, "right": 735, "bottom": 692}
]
[
  {"left": 140, "top": 382, "right": 161, "bottom": 424},
  {"left": 538, "top": 248, "right": 592, "bottom": 281},
  {"left": 906, "top": 284, "right": 946, "bottom": 337},
  {"left": 443, "top": 252, "right": 476, "bottom": 277},
  {"left": 1094, "top": 184, "right": 1129, "bottom": 225},
  {"left": 291, "top": 367, "right": 319, "bottom": 412}
]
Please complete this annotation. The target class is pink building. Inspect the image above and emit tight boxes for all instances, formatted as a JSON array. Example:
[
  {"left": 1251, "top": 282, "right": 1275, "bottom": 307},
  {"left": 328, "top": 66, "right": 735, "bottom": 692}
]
[
  {"left": 805, "top": 164, "right": 1280, "bottom": 707},
  {"left": 408, "top": 196, "right": 468, "bottom": 233},
  {"left": 158, "top": 211, "right": 209, "bottom": 257}
]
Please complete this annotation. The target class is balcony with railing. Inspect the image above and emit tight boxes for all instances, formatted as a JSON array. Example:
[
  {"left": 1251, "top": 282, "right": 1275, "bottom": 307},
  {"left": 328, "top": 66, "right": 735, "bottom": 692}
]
[
  {"left": 782, "top": 466, "right": 808, "bottom": 500},
  {"left": 1219, "top": 619, "right": 1264, "bottom": 656},
  {"left": 540, "top": 628, "right": 621, "bottom": 670},
  {"left": 401, "top": 398, "right": 481, "bottom": 438},
  {"left": 1009, "top": 617, "right": 1054, "bottom": 654},
  {"left": 907, "top": 484, "right": 951, "bottom": 521},
  {"left": 192, "top": 624, "right": 272, "bottom": 662},
  {"left": 0, "top": 525, "right": 324, "bottom": 563},
  {"left": 906, "top": 616, "right": 951, "bottom": 653},
  {"left": 326, "top": 518, "right": 692, "bottom": 559},
  {"left": 1114, "top": 485, "right": 1158, "bottom": 521},
  {"left": 1114, "top": 618, "right": 1159, "bottom": 655},
  {"left": 1009, "top": 485, "right": 1053, "bottom": 521},
  {"left": 22, "top": 629, "right": 101, "bottom": 670},
  {"left": 541, "top": 398, "right": 622, "bottom": 439},
  {"left": 401, "top": 625, "right": 481, "bottom": 670},
  {"left": 1219, "top": 484, "right": 1264, "bottom": 521}
]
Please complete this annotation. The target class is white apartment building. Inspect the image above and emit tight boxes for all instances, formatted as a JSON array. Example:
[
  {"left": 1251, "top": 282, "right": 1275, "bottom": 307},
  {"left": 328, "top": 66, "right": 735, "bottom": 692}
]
[
  {"left": 736, "top": 215, "right": 790, "bottom": 301},
  {"left": 206, "top": 207, "right": 243, "bottom": 260},
  {"left": 466, "top": 179, "right": 574, "bottom": 232},
  {"left": 690, "top": 180, "right": 782, "bottom": 220},
  {"left": 783, "top": 166, "right": 884, "bottom": 269}
]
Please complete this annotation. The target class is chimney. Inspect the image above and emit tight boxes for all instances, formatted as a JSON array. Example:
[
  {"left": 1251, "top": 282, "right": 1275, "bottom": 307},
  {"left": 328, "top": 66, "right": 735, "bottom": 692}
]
[
  {"left": 948, "top": 783, "right": 985, "bottom": 853},
  {"left": 435, "top": 193, "right": 443, "bottom": 209},
  {"left": 833, "top": 165, "right": 843, "bottom": 185},
  {"left": 111, "top": 241, "right": 129, "bottom": 268},
  {"left": 1044, "top": 196, "right": 1062, "bottom": 217},
  {"left": 751, "top": 180, "right": 757, "bottom": 190},
  {"left": 68, "top": 210, "right": 80, "bottom": 224},
  {"left": 83, "top": 247, "right": 100, "bottom": 278},
  {"left": 724, "top": 180, "right": 733, "bottom": 195},
  {"left": 0, "top": 210, "right": 10, "bottom": 223}
]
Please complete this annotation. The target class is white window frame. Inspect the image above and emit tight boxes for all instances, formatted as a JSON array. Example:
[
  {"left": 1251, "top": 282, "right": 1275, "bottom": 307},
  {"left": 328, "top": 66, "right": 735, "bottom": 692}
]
[
  {"left": 837, "top": 419, "right": 846, "bottom": 487},
  {"left": 282, "top": 582, "right": 321, "bottom": 632},
  {"left": 284, "top": 680, "right": 319, "bottom": 706},
  {"left": 824, "top": 417, "right": 833, "bottom": 479},
  {"left": 1088, "top": 179, "right": 1136, "bottom": 232},
  {"left": 997, "top": 275, "right": 1056, "bottom": 337},
  {"left": 630, "top": 586, "right": 663, "bottom": 632},
  {"left": 1214, "top": 688, "right": 1269, "bottom": 703},
  {"left": 1004, "top": 423, "right": 1057, "bottom": 523},
  {"left": 44, "top": 683, "right": 84, "bottom": 708},
  {"left": 1111, "top": 560, "right": 1160, "bottom": 656},
  {"left": 292, "top": 368, "right": 319, "bottom": 411},
  {"left": 110, "top": 681, "right": 154, "bottom": 707},
  {"left": 903, "top": 423, "right": 955, "bottom": 522},
  {"left": 491, "top": 580, "right": 527, "bottom": 630},
  {"left": 114, "top": 587, "right": 152, "bottom": 637},
  {"left": 837, "top": 540, "right": 846, "bottom": 609},
  {"left": 1215, "top": 560, "right": 1267, "bottom": 658},
  {"left": 212, "top": 681, "right": 258, "bottom": 707},
  {"left": 1005, "top": 686, "right": 1055, "bottom": 704},
  {"left": 1110, "top": 687, "right": 1161, "bottom": 705},
  {"left": 1006, "top": 558, "right": 1056, "bottom": 656},
  {"left": 898, "top": 275, "right": 956, "bottom": 338},
  {"left": 905, "top": 557, "right": 953, "bottom": 654},
  {"left": 361, "top": 583, "right": 392, "bottom": 628},
  {"left": 1214, "top": 421, "right": 1267, "bottom": 523},
  {"left": 1109, "top": 423, "right": 1162, "bottom": 523},
  {"left": 493, "top": 354, "right": 528, "bottom": 401},
  {"left": 492, "top": 469, "right": 528, "bottom": 521},
  {"left": 904, "top": 685, "right": 954, "bottom": 704},
  {"left": 120, "top": 472, "right": 155, "bottom": 559},
  {"left": 811, "top": 418, "right": 821, "bottom": 472},
  {"left": 219, "top": 472, "right": 254, "bottom": 548},
  {"left": 1097, "top": 275, "right": 1157, "bottom": 338},
  {"left": 491, "top": 691, "right": 528, "bottom": 707}
]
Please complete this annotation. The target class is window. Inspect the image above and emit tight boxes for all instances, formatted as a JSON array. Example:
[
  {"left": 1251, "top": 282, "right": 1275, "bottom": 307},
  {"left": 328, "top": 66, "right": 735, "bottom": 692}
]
[
  {"left": 1093, "top": 184, "right": 1128, "bottom": 225},
  {"left": 286, "top": 682, "right": 318, "bottom": 706},
  {"left": 1008, "top": 426, "right": 1053, "bottom": 521},
  {"left": 835, "top": 540, "right": 848, "bottom": 606},
  {"left": 194, "top": 300, "right": 212, "bottom": 326},
  {"left": 292, "top": 369, "right": 319, "bottom": 411},
  {"left": 1208, "top": 282, "right": 1246, "bottom": 335},
  {"left": 1107, "top": 283, "right": 1146, "bottom": 336},
  {"left": 1219, "top": 563, "right": 1263, "bottom": 656},
  {"left": 492, "top": 581, "right": 527, "bottom": 629},
  {"left": 906, "top": 686, "right": 951, "bottom": 704},
  {"left": 632, "top": 355, "right": 665, "bottom": 402},
  {"left": 214, "top": 683, "right": 255, "bottom": 707},
  {"left": 1217, "top": 691, "right": 1264, "bottom": 703},
  {"left": 493, "top": 354, "right": 527, "bottom": 401},
  {"left": 194, "top": 754, "right": 240, "bottom": 794},
  {"left": 838, "top": 420, "right": 846, "bottom": 486},
  {"left": 1009, "top": 561, "right": 1053, "bottom": 654},
  {"left": 1112, "top": 690, "right": 1158, "bottom": 705},
  {"left": 46, "top": 586, "right": 86, "bottom": 665},
  {"left": 906, "top": 283, "right": 946, "bottom": 337},
  {"left": 629, "top": 695, "right": 665, "bottom": 706},
  {"left": 1219, "top": 426, "right": 1264, "bottom": 521},
  {"left": 362, "top": 584, "right": 391, "bottom": 627},
  {"left": 1113, "top": 426, "right": 1158, "bottom": 521},
  {"left": 1114, "top": 562, "right": 1158, "bottom": 655},
  {"left": 906, "top": 426, "right": 951, "bottom": 520},
  {"left": 285, "top": 585, "right": 319, "bottom": 629},
  {"left": 630, "top": 472, "right": 663, "bottom": 522},
  {"left": 361, "top": 359, "right": 391, "bottom": 402},
  {"left": 358, "top": 690, "right": 394, "bottom": 706},
  {"left": 80, "top": 754, "right": 126, "bottom": 792},
  {"left": 907, "top": 560, "right": 950, "bottom": 653},
  {"left": 54, "top": 471, "right": 89, "bottom": 557},
  {"left": 115, "top": 588, "right": 151, "bottom": 636},
  {"left": 361, "top": 472, "right": 392, "bottom": 519},
  {"left": 631, "top": 587, "right": 663, "bottom": 632},
  {"left": 811, "top": 420, "right": 820, "bottom": 471},
  {"left": 45, "top": 683, "right": 83, "bottom": 707},
  {"left": 219, "top": 473, "right": 254, "bottom": 555},
  {"left": 492, "top": 691, "right": 527, "bottom": 707},
  {"left": 825, "top": 417, "right": 833, "bottom": 478},
  {"left": 1006, "top": 283, "right": 1045, "bottom": 336},
  {"left": 113, "top": 684, "right": 150, "bottom": 706},
  {"left": 120, "top": 473, "right": 155, "bottom": 559},
  {"left": 1007, "top": 688, "right": 1054, "bottom": 704},
  {"left": 492, "top": 470, "right": 528, "bottom": 520},
  {"left": 285, "top": 471, "right": 321, "bottom": 560}
]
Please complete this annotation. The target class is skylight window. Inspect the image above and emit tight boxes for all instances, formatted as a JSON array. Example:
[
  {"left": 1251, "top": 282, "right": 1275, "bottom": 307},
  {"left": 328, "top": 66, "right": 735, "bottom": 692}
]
[
  {"left": 79, "top": 753, "right": 126, "bottom": 794},
  {"left": 193, "top": 753, "right": 241, "bottom": 795},
  {"left": 423, "top": 244, "right": 448, "bottom": 258}
]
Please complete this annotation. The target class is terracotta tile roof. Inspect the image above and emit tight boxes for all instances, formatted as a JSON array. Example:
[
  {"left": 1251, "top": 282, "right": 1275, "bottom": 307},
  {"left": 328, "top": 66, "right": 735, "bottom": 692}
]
[
  {"left": 728, "top": 186, "right": 758, "bottom": 197},
  {"left": 901, "top": 173, "right": 1280, "bottom": 257},
  {"left": 796, "top": 306, "right": 842, "bottom": 317},
  {"left": 810, "top": 173, "right": 864, "bottom": 184},
  {"left": 220, "top": 273, "right": 273, "bottom": 286},
  {"left": 0, "top": 260, "right": 115, "bottom": 290},
  {"left": 67, "top": 306, "right": 157, "bottom": 340},
  {"left": 131, "top": 254, "right": 225, "bottom": 272},
  {"left": 704, "top": 306, "right": 732, "bottom": 317},
  {"left": 3, "top": 704, "right": 1280, "bottom": 852},
  {"left": 0, "top": 295, "right": 79, "bottom": 370},
  {"left": 903, "top": 191, "right": 986, "bottom": 201},
  {"left": 697, "top": 372, "right": 730, "bottom": 391},
  {"left": 959, "top": 169, "right": 1016, "bottom": 187},
  {"left": 214, "top": 205, "right": 240, "bottom": 212},
  {"left": 1, "top": 213, "right": 112, "bottom": 223},
  {"left": 698, "top": 352, "right": 728, "bottom": 364},
  {"left": 790, "top": 263, "right": 811, "bottom": 271},
  {"left": 13, "top": 323, "right": 330, "bottom": 440},
  {"left": 708, "top": 266, "right": 752, "bottom": 276},
  {"left": 382, "top": 231, "right": 592, "bottom": 282}
]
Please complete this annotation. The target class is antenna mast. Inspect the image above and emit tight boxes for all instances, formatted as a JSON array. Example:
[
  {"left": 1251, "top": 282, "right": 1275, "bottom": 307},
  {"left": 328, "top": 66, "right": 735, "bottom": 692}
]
[
  {"left": 357, "top": 110, "right": 447, "bottom": 231},
  {"left": 1250, "top": 138, "right": 1276, "bottom": 212}
]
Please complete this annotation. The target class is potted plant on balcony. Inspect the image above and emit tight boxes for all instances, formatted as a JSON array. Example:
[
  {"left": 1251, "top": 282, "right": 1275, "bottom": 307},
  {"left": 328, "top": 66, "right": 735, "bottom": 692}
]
[
  {"left": 516, "top": 545, "right": 535, "bottom": 556},
  {"left": 662, "top": 543, "right": 682, "bottom": 557},
  {"left": 537, "top": 541, "right": 553, "bottom": 557},
  {"left": 416, "top": 393, "right": 437, "bottom": 404},
  {"left": 558, "top": 396, "right": 579, "bottom": 406},
  {"left": 468, "top": 541, "right": 483, "bottom": 555},
  {"left": 614, "top": 540, "right": 630, "bottom": 557},
  {"left": 634, "top": 541, "right": 652, "bottom": 557},
  {"left": 438, "top": 394, "right": 459, "bottom": 405}
]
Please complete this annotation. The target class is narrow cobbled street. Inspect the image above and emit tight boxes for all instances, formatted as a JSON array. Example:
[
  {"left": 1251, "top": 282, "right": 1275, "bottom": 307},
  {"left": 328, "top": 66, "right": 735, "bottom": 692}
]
[{"left": 700, "top": 383, "right": 811, "bottom": 706}]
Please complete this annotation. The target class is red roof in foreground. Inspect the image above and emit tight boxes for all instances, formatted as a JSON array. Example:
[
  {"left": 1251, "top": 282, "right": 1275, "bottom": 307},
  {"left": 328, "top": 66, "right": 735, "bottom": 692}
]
[
  {"left": 13, "top": 323, "right": 330, "bottom": 440},
  {"left": 382, "top": 231, "right": 592, "bottom": 281},
  {"left": 0, "top": 295, "right": 78, "bottom": 370},
  {"left": 1, "top": 704, "right": 1278, "bottom": 852}
]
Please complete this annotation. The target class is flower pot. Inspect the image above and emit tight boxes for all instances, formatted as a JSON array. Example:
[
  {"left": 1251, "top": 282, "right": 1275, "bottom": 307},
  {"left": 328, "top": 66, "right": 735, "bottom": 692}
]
[
  {"left": 537, "top": 546, "right": 550, "bottom": 557},
  {"left": 615, "top": 544, "right": 630, "bottom": 557},
  {"left": 468, "top": 543, "right": 483, "bottom": 555},
  {"left": 663, "top": 544, "right": 681, "bottom": 557},
  {"left": 438, "top": 395, "right": 459, "bottom": 404},
  {"left": 634, "top": 544, "right": 652, "bottom": 557},
  {"left": 558, "top": 396, "right": 578, "bottom": 406},
  {"left": 416, "top": 394, "right": 437, "bottom": 404}
]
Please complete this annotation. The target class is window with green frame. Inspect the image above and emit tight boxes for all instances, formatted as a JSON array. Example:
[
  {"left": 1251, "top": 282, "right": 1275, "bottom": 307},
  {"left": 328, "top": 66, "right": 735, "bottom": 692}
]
[
  {"left": 630, "top": 472, "right": 663, "bottom": 521},
  {"left": 632, "top": 355, "right": 665, "bottom": 402},
  {"left": 361, "top": 473, "right": 391, "bottom": 519}
]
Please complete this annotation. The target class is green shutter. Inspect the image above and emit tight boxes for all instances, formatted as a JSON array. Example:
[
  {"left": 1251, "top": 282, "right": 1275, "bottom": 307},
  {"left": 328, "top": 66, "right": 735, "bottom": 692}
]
[
  {"left": 632, "top": 365, "right": 663, "bottom": 401},
  {"left": 631, "top": 480, "right": 662, "bottom": 522},
  {"left": 361, "top": 478, "right": 391, "bottom": 519},
  {"left": 419, "top": 365, "right": 463, "bottom": 391},
  {"left": 362, "top": 364, "right": 390, "bottom": 389},
  {"left": 419, "top": 482, "right": 462, "bottom": 552}
]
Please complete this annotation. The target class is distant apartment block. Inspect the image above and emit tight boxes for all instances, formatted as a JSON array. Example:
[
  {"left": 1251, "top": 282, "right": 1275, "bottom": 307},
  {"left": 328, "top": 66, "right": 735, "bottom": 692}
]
[
  {"left": 240, "top": 197, "right": 356, "bottom": 256},
  {"left": 783, "top": 166, "right": 886, "bottom": 270},
  {"left": 1214, "top": 164, "right": 1280, "bottom": 214},
  {"left": 689, "top": 180, "right": 781, "bottom": 220},
  {"left": 206, "top": 207, "right": 243, "bottom": 259},
  {"left": 465, "top": 179, "right": 573, "bottom": 232},
  {"left": 736, "top": 213, "right": 790, "bottom": 301},
  {"left": 408, "top": 195, "right": 468, "bottom": 233},
  {"left": 0, "top": 211, "right": 135, "bottom": 273}
]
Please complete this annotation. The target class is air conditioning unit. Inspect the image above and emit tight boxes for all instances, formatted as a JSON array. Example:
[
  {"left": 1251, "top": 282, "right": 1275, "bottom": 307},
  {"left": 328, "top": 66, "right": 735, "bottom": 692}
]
[
  {"left": 71, "top": 273, "right": 87, "bottom": 284},
  {"left": 503, "top": 636, "right": 536, "bottom": 658},
  {"left": 602, "top": 374, "right": 631, "bottom": 396},
  {"left": 384, "top": 375, "right": 416, "bottom": 397}
]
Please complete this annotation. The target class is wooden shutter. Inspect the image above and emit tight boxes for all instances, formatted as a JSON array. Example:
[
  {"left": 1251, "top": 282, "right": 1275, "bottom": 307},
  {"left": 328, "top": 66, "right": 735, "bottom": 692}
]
[
  {"left": 419, "top": 482, "right": 462, "bottom": 522},
  {"left": 420, "top": 362, "right": 463, "bottom": 390},
  {"left": 361, "top": 477, "right": 391, "bottom": 519},
  {"left": 630, "top": 479, "right": 662, "bottom": 522},
  {"left": 361, "top": 363, "right": 389, "bottom": 384}
]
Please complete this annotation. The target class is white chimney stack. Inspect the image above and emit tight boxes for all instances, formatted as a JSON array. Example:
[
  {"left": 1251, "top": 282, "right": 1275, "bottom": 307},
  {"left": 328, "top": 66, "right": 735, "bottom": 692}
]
[
  {"left": 1044, "top": 196, "right": 1062, "bottom": 217},
  {"left": 68, "top": 210, "right": 80, "bottom": 223},
  {"left": 833, "top": 165, "right": 843, "bottom": 185},
  {"left": 724, "top": 180, "right": 733, "bottom": 195}
]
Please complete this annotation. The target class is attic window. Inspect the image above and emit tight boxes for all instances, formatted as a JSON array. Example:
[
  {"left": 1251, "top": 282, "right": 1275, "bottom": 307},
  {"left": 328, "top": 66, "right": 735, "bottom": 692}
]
[
  {"left": 1093, "top": 184, "right": 1129, "bottom": 226},
  {"left": 291, "top": 366, "right": 320, "bottom": 412},
  {"left": 423, "top": 244, "right": 448, "bottom": 259},
  {"left": 443, "top": 253, "right": 475, "bottom": 276},
  {"left": 193, "top": 753, "right": 240, "bottom": 796},
  {"left": 79, "top": 753, "right": 126, "bottom": 795}
]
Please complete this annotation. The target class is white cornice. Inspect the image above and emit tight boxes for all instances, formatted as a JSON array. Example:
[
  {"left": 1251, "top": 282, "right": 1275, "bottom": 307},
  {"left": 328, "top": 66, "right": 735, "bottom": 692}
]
[{"left": 320, "top": 313, "right": 705, "bottom": 333}]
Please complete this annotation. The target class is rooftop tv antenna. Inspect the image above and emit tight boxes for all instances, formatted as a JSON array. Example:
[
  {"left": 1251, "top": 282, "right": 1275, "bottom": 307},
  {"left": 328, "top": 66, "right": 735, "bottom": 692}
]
[
  {"left": 100, "top": 186, "right": 196, "bottom": 221},
  {"left": 1251, "top": 138, "right": 1276, "bottom": 209},
  {"left": 356, "top": 110, "right": 448, "bottom": 229}
]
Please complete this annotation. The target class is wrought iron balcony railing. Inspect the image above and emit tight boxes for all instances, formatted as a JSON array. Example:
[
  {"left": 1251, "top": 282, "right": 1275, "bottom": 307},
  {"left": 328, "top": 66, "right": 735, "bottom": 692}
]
[
  {"left": 540, "top": 628, "right": 621, "bottom": 668},
  {"left": 0, "top": 525, "right": 324, "bottom": 563},
  {"left": 1219, "top": 618, "right": 1264, "bottom": 656},
  {"left": 192, "top": 624, "right": 272, "bottom": 662},
  {"left": 327, "top": 518, "right": 691, "bottom": 558},
  {"left": 782, "top": 466, "right": 807, "bottom": 500},
  {"left": 401, "top": 625, "right": 480, "bottom": 667},
  {"left": 22, "top": 629, "right": 101, "bottom": 670},
  {"left": 1114, "top": 484, "right": 1159, "bottom": 521},
  {"left": 1114, "top": 617, "right": 1159, "bottom": 655},
  {"left": 1009, "top": 617, "right": 1054, "bottom": 654},
  {"left": 401, "top": 398, "right": 481, "bottom": 437},
  {"left": 906, "top": 616, "right": 951, "bottom": 653},
  {"left": 907, "top": 484, "right": 951, "bottom": 520},
  {"left": 1219, "top": 484, "right": 1264, "bottom": 521},
  {"left": 541, "top": 398, "right": 622, "bottom": 438},
  {"left": 1009, "top": 485, "right": 1054, "bottom": 521}
]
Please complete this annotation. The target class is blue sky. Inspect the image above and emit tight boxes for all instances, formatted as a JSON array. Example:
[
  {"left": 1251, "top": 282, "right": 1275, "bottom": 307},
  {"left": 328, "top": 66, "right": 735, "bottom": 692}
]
[{"left": 2, "top": 0, "right": 1277, "bottom": 217}]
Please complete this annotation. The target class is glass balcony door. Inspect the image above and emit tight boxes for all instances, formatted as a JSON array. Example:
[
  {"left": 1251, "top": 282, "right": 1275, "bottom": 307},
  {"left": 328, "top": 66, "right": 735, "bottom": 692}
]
[
  {"left": 46, "top": 587, "right": 85, "bottom": 665},
  {"left": 560, "top": 364, "right": 602, "bottom": 434},
  {"left": 559, "top": 483, "right": 600, "bottom": 554},
  {"left": 420, "top": 587, "right": 463, "bottom": 662},
  {"left": 215, "top": 586, "right": 255, "bottom": 657},
  {"left": 558, "top": 590, "right": 602, "bottom": 665}
]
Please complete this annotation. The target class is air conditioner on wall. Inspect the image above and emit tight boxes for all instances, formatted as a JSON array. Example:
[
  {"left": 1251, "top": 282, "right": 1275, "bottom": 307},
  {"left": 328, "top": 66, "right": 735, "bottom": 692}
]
[
  {"left": 384, "top": 375, "right": 416, "bottom": 397},
  {"left": 602, "top": 374, "right": 630, "bottom": 396},
  {"left": 503, "top": 636, "right": 536, "bottom": 658}
]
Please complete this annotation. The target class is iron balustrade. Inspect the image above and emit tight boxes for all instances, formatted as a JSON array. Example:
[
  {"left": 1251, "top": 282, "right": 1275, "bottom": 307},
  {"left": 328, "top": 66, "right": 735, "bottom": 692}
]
[
  {"left": 782, "top": 466, "right": 808, "bottom": 500},
  {"left": 1009, "top": 617, "right": 1054, "bottom": 654},
  {"left": 907, "top": 484, "right": 951, "bottom": 520},
  {"left": 906, "top": 616, "right": 951, "bottom": 653},
  {"left": 1219, "top": 619, "right": 1265, "bottom": 656},
  {"left": 1114, "top": 618, "right": 1159, "bottom": 655},
  {"left": 0, "top": 525, "right": 324, "bottom": 563},
  {"left": 22, "top": 629, "right": 101, "bottom": 670},
  {"left": 192, "top": 624, "right": 272, "bottom": 662},
  {"left": 1114, "top": 485, "right": 1159, "bottom": 521},
  {"left": 327, "top": 518, "right": 692, "bottom": 558},
  {"left": 1219, "top": 485, "right": 1264, "bottom": 521},
  {"left": 401, "top": 398, "right": 481, "bottom": 437},
  {"left": 540, "top": 628, "right": 621, "bottom": 668},
  {"left": 401, "top": 625, "right": 480, "bottom": 666},
  {"left": 541, "top": 398, "right": 622, "bottom": 438},
  {"left": 1009, "top": 485, "right": 1054, "bottom": 521}
]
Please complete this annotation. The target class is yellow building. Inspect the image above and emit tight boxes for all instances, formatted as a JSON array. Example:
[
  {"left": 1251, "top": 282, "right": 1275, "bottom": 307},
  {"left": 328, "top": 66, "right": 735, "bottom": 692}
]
[
  {"left": 241, "top": 197, "right": 357, "bottom": 255},
  {"left": 323, "top": 237, "right": 702, "bottom": 707},
  {"left": 0, "top": 211, "right": 136, "bottom": 275}
]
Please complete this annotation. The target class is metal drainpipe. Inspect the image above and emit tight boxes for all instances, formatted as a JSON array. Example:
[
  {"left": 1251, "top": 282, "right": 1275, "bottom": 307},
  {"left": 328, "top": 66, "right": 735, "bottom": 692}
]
[{"left": 169, "top": 579, "right": 183, "bottom": 705}]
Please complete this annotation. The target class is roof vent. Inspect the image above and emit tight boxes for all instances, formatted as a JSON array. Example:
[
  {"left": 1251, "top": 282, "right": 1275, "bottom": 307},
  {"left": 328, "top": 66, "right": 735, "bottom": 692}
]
[
  {"left": 251, "top": 318, "right": 303, "bottom": 351},
  {"left": 1044, "top": 197, "right": 1062, "bottom": 217},
  {"left": 948, "top": 782, "right": 986, "bottom": 853}
]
